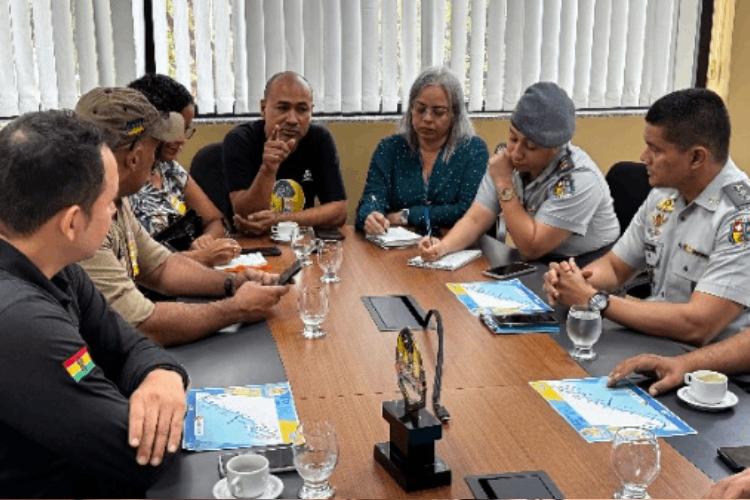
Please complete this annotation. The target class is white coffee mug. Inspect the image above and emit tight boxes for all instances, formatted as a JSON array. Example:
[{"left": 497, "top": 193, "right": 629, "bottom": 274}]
[
  {"left": 683, "top": 370, "right": 728, "bottom": 405},
  {"left": 271, "top": 221, "right": 298, "bottom": 241},
  {"left": 226, "top": 453, "right": 270, "bottom": 499}
]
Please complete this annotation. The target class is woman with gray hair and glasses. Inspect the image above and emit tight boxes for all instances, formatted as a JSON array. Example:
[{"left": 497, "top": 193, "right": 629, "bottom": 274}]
[{"left": 356, "top": 66, "right": 488, "bottom": 235}]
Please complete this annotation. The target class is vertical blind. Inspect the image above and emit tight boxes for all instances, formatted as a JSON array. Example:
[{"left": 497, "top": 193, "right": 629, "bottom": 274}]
[{"left": 0, "top": 0, "right": 703, "bottom": 118}]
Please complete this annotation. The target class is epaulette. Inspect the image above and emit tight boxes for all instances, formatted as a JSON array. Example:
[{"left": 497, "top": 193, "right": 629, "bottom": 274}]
[
  {"left": 558, "top": 148, "right": 575, "bottom": 172},
  {"left": 723, "top": 181, "right": 750, "bottom": 207}
]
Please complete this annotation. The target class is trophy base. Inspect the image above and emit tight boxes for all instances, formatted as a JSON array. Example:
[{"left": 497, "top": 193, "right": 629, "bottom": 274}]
[{"left": 374, "top": 441, "right": 452, "bottom": 492}]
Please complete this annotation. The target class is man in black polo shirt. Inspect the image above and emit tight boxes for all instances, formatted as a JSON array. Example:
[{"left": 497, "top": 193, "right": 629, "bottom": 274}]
[
  {"left": 0, "top": 110, "right": 189, "bottom": 497},
  {"left": 224, "top": 71, "right": 347, "bottom": 234}
]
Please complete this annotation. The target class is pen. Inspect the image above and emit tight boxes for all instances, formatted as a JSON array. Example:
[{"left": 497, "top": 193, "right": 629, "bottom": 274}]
[{"left": 424, "top": 207, "right": 433, "bottom": 243}]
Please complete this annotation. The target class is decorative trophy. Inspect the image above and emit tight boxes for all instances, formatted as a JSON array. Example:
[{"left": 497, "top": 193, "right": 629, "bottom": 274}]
[{"left": 373, "top": 309, "right": 451, "bottom": 491}]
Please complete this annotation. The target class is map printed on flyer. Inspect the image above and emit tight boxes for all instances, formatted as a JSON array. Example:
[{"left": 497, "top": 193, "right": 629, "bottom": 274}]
[
  {"left": 183, "top": 382, "right": 299, "bottom": 451},
  {"left": 446, "top": 278, "right": 552, "bottom": 316},
  {"left": 530, "top": 377, "right": 696, "bottom": 443}
]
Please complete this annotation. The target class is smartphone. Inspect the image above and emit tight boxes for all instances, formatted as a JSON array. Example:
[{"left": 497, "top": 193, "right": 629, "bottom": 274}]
[
  {"left": 242, "top": 246, "right": 282, "bottom": 257},
  {"left": 219, "top": 445, "right": 295, "bottom": 476},
  {"left": 482, "top": 262, "right": 536, "bottom": 280},
  {"left": 494, "top": 312, "right": 558, "bottom": 326},
  {"left": 277, "top": 259, "right": 303, "bottom": 285},
  {"left": 314, "top": 226, "right": 345, "bottom": 241},
  {"left": 718, "top": 446, "right": 750, "bottom": 472}
]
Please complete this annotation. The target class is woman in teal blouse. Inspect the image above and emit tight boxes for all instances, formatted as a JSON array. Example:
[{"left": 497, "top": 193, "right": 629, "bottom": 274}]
[{"left": 356, "top": 67, "right": 488, "bottom": 234}]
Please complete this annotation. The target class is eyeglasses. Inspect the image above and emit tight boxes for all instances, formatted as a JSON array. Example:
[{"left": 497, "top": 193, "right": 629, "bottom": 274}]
[
  {"left": 411, "top": 103, "right": 451, "bottom": 119},
  {"left": 185, "top": 125, "right": 197, "bottom": 140}
]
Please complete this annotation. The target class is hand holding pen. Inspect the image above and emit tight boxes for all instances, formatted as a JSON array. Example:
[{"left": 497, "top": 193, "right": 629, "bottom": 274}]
[
  {"left": 419, "top": 207, "right": 444, "bottom": 261},
  {"left": 363, "top": 194, "right": 390, "bottom": 235}
]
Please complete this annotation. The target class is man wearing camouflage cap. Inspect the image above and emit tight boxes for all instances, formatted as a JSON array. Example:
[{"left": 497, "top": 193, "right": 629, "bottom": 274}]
[
  {"left": 420, "top": 81, "right": 619, "bottom": 264},
  {"left": 76, "top": 87, "right": 289, "bottom": 347}
]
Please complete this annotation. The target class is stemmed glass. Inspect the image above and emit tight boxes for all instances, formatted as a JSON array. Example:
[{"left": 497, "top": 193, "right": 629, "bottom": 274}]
[
  {"left": 292, "top": 226, "right": 316, "bottom": 266},
  {"left": 611, "top": 427, "right": 661, "bottom": 499},
  {"left": 298, "top": 284, "right": 329, "bottom": 339},
  {"left": 316, "top": 240, "right": 343, "bottom": 283},
  {"left": 291, "top": 421, "right": 339, "bottom": 499},
  {"left": 566, "top": 304, "right": 602, "bottom": 361}
]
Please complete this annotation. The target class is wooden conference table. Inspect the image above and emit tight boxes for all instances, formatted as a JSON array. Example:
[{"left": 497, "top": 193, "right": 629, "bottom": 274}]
[{"left": 151, "top": 226, "right": 717, "bottom": 498}]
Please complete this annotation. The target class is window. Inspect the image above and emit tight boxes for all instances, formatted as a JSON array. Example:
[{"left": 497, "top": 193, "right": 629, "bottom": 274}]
[{"left": 0, "top": 0, "right": 706, "bottom": 118}]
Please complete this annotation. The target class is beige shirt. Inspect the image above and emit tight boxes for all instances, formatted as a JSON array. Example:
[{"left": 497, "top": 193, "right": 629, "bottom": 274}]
[{"left": 79, "top": 198, "right": 171, "bottom": 325}]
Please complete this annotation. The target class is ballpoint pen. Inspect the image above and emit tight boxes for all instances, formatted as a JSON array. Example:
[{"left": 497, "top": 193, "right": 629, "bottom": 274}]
[{"left": 424, "top": 207, "right": 433, "bottom": 244}]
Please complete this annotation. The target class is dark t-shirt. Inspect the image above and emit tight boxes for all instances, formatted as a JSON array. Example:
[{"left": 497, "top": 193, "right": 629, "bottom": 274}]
[
  {"left": 223, "top": 120, "right": 347, "bottom": 209},
  {"left": 0, "top": 240, "right": 188, "bottom": 497}
]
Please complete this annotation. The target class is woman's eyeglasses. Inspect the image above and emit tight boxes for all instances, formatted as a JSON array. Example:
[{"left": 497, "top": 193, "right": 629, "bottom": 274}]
[
  {"left": 185, "top": 125, "right": 197, "bottom": 140},
  {"left": 411, "top": 103, "right": 450, "bottom": 119}
]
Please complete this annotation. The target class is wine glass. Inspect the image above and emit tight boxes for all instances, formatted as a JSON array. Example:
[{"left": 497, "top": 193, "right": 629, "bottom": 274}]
[
  {"left": 611, "top": 427, "right": 661, "bottom": 499},
  {"left": 292, "top": 226, "right": 316, "bottom": 266},
  {"left": 291, "top": 421, "right": 338, "bottom": 499},
  {"left": 316, "top": 240, "right": 343, "bottom": 283},
  {"left": 298, "top": 284, "right": 329, "bottom": 339},
  {"left": 566, "top": 304, "right": 602, "bottom": 361}
]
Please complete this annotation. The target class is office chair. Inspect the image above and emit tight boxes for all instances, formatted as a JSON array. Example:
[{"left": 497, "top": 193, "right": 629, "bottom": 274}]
[
  {"left": 605, "top": 161, "right": 652, "bottom": 298},
  {"left": 190, "top": 142, "right": 234, "bottom": 227}
]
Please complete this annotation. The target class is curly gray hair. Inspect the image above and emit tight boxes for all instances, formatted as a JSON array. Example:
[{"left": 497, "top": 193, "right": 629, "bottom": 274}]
[{"left": 399, "top": 66, "right": 475, "bottom": 161}]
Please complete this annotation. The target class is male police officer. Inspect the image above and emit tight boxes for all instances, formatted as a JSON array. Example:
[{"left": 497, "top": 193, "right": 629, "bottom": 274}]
[{"left": 545, "top": 88, "right": 750, "bottom": 346}]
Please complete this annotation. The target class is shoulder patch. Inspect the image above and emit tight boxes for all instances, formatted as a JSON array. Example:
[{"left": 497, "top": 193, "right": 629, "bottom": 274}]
[
  {"left": 723, "top": 181, "right": 750, "bottom": 207},
  {"left": 63, "top": 346, "right": 95, "bottom": 383},
  {"left": 551, "top": 174, "right": 575, "bottom": 199}
]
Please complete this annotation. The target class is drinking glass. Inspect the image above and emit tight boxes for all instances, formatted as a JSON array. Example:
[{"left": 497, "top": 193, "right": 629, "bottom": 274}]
[
  {"left": 291, "top": 421, "right": 338, "bottom": 499},
  {"left": 566, "top": 304, "right": 602, "bottom": 361},
  {"left": 298, "top": 284, "right": 329, "bottom": 339},
  {"left": 292, "top": 226, "right": 316, "bottom": 266},
  {"left": 316, "top": 240, "right": 343, "bottom": 283},
  {"left": 611, "top": 427, "right": 661, "bottom": 499}
]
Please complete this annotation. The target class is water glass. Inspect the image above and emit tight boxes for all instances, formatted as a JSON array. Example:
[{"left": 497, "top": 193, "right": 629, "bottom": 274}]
[
  {"left": 566, "top": 304, "right": 602, "bottom": 361},
  {"left": 298, "top": 284, "right": 329, "bottom": 339},
  {"left": 292, "top": 421, "right": 338, "bottom": 499},
  {"left": 611, "top": 427, "right": 661, "bottom": 499},
  {"left": 316, "top": 240, "right": 343, "bottom": 283},
  {"left": 292, "top": 226, "right": 316, "bottom": 266}
]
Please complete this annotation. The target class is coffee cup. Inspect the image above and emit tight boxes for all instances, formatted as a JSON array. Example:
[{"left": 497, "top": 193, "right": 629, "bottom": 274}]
[
  {"left": 271, "top": 221, "right": 298, "bottom": 241},
  {"left": 683, "top": 370, "right": 728, "bottom": 405},
  {"left": 226, "top": 453, "right": 269, "bottom": 498}
]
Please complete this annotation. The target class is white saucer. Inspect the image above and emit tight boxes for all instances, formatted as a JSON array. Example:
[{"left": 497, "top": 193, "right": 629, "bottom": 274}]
[
  {"left": 270, "top": 235, "right": 291, "bottom": 244},
  {"left": 677, "top": 386, "right": 738, "bottom": 411},
  {"left": 213, "top": 474, "right": 284, "bottom": 499}
]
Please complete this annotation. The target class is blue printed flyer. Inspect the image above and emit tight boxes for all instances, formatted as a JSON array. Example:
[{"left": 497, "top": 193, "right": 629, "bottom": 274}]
[{"left": 183, "top": 382, "right": 299, "bottom": 451}]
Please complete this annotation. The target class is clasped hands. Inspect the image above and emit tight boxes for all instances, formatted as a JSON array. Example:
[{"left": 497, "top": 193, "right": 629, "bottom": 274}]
[
  {"left": 234, "top": 210, "right": 280, "bottom": 235},
  {"left": 543, "top": 258, "right": 597, "bottom": 307}
]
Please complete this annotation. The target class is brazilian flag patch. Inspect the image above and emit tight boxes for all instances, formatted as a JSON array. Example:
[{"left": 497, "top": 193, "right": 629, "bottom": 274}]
[{"left": 63, "top": 346, "right": 95, "bottom": 383}]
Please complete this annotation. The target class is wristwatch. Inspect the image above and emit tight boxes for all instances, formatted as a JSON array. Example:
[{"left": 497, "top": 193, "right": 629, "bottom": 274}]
[
  {"left": 224, "top": 275, "right": 237, "bottom": 297},
  {"left": 399, "top": 208, "right": 410, "bottom": 225},
  {"left": 499, "top": 187, "right": 516, "bottom": 202},
  {"left": 588, "top": 291, "right": 610, "bottom": 313}
]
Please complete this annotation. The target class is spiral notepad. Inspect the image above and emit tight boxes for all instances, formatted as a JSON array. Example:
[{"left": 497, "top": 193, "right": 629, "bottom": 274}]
[{"left": 407, "top": 249, "right": 482, "bottom": 271}]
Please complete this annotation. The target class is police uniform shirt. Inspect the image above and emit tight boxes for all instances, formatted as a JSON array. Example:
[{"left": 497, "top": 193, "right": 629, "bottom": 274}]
[
  {"left": 612, "top": 159, "right": 750, "bottom": 340},
  {"left": 474, "top": 144, "right": 620, "bottom": 256}
]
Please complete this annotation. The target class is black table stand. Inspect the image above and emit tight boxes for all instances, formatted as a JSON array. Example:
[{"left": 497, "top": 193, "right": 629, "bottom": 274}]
[{"left": 373, "top": 400, "right": 451, "bottom": 491}]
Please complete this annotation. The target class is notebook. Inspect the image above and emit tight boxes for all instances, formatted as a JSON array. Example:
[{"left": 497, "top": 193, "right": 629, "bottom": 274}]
[
  {"left": 408, "top": 249, "right": 482, "bottom": 271},
  {"left": 366, "top": 227, "right": 422, "bottom": 249}
]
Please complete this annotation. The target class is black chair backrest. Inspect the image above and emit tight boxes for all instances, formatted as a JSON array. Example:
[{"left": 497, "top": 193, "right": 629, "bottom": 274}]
[
  {"left": 190, "top": 142, "right": 234, "bottom": 225},
  {"left": 605, "top": 161, "right": 651, "bottom": 233}
]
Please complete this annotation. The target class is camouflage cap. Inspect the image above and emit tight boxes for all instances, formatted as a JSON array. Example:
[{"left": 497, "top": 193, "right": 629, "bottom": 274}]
[{"left": 75, "top": 87, "right": 184, "bottom": 149}]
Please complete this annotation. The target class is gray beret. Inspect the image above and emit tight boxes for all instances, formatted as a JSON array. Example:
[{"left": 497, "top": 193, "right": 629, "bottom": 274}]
[{"left": 510, "top": 82, "right": 575, "bottom": 148}]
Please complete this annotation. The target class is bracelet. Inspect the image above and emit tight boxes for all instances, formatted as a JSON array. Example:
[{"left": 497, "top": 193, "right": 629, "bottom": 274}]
[{"left": 223, "top": 275, "right": 236, "bottom": 297}]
